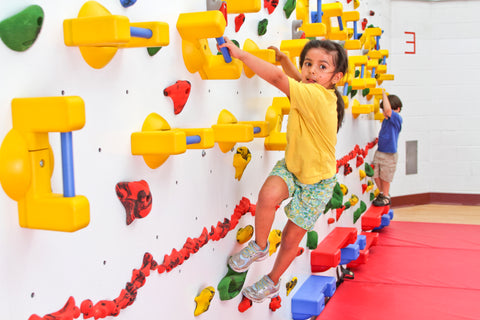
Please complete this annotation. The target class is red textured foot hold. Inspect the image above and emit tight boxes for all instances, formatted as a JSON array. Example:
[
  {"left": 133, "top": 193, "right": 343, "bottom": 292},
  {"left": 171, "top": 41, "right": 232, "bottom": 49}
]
[
  {"left": 115, "top": 180, "right": 152, "bottom": 225},
  {"left": 264, "top": 0, "right": 278, "bottom": 14},
  {"left": 269, "top": 296, "right": 282, "bottom": 311},
  {"left": 238, "top": 296, "right": 253, "bottom": 312},
  {"left": 163, "top": 80, "right": 191, "bottom": 115},
  {"left": 29, "top": 296, "right": 80, "bottom": 320}
]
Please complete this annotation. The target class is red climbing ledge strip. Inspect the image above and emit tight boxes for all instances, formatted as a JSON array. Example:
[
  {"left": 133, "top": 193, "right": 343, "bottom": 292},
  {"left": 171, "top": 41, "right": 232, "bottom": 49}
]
[
  {"left": 336, "top": 138, "right": 378, "bottom": 173},
  {"left": 29, "top": 197, "right": 255, "bottom": 320}
]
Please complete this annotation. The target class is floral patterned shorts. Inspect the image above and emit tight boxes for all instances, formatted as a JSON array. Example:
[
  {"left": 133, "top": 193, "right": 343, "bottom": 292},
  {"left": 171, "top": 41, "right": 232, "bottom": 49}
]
[{"left": 269, "top": 159, "right": 336, "bottom": 231}]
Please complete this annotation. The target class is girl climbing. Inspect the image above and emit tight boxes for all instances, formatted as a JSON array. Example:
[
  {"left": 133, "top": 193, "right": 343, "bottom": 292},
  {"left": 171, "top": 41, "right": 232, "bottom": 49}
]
[{"left": 219, "top": 38, "right": 348, "bottom": 303}]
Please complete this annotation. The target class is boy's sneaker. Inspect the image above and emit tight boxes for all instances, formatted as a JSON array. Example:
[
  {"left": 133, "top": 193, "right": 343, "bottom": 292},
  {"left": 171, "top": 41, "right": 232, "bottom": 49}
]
[
  {"left": 242, "top": 275, "right": 280, "bottom": 303},
  {"left": 228, "top": 240, "right": 269, "bottom": 273}
]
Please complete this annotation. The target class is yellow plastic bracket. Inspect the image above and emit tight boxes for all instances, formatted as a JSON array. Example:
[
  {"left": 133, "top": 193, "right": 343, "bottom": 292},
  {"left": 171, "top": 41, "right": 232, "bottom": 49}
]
[
  {"left": 130, "top": 113, "right": 214, "bottom": 169},
  {"left": 212, "top": 110, "right": 255, "bottom": 153},
  {"left": 359, "top": 27, "right": 382, "bottom": 50},
  {"left": 351, "top": 99, "right": 373, "bottom": 119},
  {"left": 264, "top": 97, "right": 291, "bottom": 151},
  {"left": 343, "top": 11, "right": 361, "bottom": 50},
  {"left": 176, "top": 11, "right": 243, "bottom": 80},
  {"left": 0, "top": 96, "right": 90, "bottom": 232},
  {"left": 63, "top": 1, "right": 169, "bottom": 69},
  {"left": 376, "top": 74, "right": 395, "bottom": 85},
  {"left": 296, "top": 0, "right": 327, "bottom": 38},
  {"left": 242, "top": 39, "right": 276, "bottom": 78},
  {"left": 349, "top": 56, "right": 368, "bottom": 90},
  {"left": 365, "top": 87, "right": 383, "bottom": 104},
  {"left": 280, "top": 39, "right": 309, "bottom": 68},
  {"left": 225, "top": 0, "right": 261, "bottom": 13},
  {"left": 322, "top": 2, "right": 348, "bottom": 40}
]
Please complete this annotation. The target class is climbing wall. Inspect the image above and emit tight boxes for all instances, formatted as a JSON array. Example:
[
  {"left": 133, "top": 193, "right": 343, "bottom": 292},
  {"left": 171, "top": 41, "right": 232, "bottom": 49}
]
[{"left": 0, "top": 0, "right": 395, "bottom": 319}]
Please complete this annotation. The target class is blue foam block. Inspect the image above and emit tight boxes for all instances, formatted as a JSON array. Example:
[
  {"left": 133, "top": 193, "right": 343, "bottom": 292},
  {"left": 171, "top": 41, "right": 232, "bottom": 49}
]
[{"left": 291, "top": 275, "right": 336, "bottom": 320}]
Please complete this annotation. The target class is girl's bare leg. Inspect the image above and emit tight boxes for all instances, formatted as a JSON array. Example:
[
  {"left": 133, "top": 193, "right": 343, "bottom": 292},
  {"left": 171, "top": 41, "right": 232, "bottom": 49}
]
[
  {"left": 268, "top": 220, "right": 307, "bottom": 284},
  {"left": 254, "top": 175, "right": 289, "bottom": 250}
]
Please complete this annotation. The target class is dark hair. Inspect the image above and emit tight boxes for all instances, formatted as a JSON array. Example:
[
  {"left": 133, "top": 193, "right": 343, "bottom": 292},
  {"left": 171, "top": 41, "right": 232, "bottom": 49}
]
[
  {"left": 380, "top": 94, "right": 402, "bottom": 112},
  {"left": 299, "top": 40, "right": 348, "bottom": 132}
]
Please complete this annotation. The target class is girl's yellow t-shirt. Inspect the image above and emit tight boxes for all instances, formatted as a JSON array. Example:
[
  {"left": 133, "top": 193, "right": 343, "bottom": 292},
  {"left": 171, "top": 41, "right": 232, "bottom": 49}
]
[{"left": 285, "top": 77, "right": 338, "bottom": 184}]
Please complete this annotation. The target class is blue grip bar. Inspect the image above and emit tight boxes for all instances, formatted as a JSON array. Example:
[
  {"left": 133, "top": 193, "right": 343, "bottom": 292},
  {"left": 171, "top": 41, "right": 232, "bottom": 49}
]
[
  {"left": 186, "top": 135, "right": 201, "bottom": 145},
  {"left": 361, "top": 65, "right": 365, "bottom": 78},
  {"left": 376, "top": 36, "right": 380, "bottom": 50},
  {"left": 215, "top": 37, "right": 232, "bottom": 63},
  {"left": 371, "top": 67, "right": 376, "bottom": 79},
  {"left": 343, "top": 83, "right": 349, "bottom": 96},
  {"left": 130, "top": 26, "right": 153, "bottom": 39},
  {"left": 60, "top": 132, "right": 75, "bottom": 197},
  {"left": 353, "top": 21, "right": 358, "bottom": 39},
  {"left": 337, "top": 16, "right": 344, "bottom": 31},
  {"left": 253, "top": 127, "right": 260, "bottom": 134}
]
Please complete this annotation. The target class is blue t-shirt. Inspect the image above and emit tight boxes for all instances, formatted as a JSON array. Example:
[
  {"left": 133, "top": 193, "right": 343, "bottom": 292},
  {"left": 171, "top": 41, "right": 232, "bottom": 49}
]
[{"left": 377, "top": 111, "right": 402, "bottom": 153}]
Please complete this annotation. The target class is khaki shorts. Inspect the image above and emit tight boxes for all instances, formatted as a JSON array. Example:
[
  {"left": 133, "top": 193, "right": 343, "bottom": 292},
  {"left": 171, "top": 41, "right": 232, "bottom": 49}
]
[
  {"left": 372, "top": 151, "right": 398, "bottom": 183},
  {"left": 269, "top": 159, "right": 336, "bottom": 231}
]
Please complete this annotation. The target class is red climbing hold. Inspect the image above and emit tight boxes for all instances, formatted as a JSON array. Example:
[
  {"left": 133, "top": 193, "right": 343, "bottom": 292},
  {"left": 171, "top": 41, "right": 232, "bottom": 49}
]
[
  {"left": 264, "top": 0, "right": 279, "bottom": 14},
  {"left": 29, "top": 296, "right": 80, "bottom": 320},
  {"left": 362, "top": 18, "right": 368, "bottom": 30},
  {"left": 163, "top": 80, "right": 191, "bottom": 115},
  {"left": 238, "top": 295, "right": 253, "bottom": 312},
  {"left": 328, "top": 217, "right": 336, "bottom": 224},
  {"left": 219, "top": 1, "right": 228, "bottom": 24},
  {"left": 296, "top": 247, "right": 305, "bottom": 256},
  {"left": 115, "top": 180, "right": 152, "bottom": 225},
  {"left": 235, "top": 13, "right": 245, "bottom": 32},
  {"left": 336, "top": 206, "right": 346, "bottom": 221},
  {"left": 356, "top": 155, "right": 364, "bottom": 168},
  {"left": 269, "top": 296, "right": 282, "bottom": 311}
]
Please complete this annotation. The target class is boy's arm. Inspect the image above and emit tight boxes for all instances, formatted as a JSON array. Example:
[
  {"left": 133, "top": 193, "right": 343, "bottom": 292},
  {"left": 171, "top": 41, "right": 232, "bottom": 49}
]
[
  {"left": 382, "top": 89, "right": 392, "bottom": 118},
  {"left": 268, "top": 46, "right": 302, "bottom": 81},
  {"left": 220, "top": 38, "right": 290, "bottom": 97}
]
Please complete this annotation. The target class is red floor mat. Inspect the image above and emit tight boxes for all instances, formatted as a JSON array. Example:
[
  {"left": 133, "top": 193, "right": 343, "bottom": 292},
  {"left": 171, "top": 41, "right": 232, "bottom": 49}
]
[
  {"left": 376, "top": 221, "right": 480, "bottom": 250},
  {"left": 317, "top": 282, "right": 480, "bottom": 320},
  {"left": 315, "top": 221, "right": 480, "bottom": 320}
]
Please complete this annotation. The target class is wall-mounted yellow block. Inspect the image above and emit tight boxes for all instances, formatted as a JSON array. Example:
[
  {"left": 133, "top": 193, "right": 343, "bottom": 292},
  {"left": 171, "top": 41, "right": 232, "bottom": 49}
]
[
  {"left": 181, "top": 128, "right": 215, "bottom": 149},
  {"left": 366, "top": 87, "right": 383, "bottom": 102},
  {"left": 177, "top": 11, "right": 243, "bottom": 79},
  {"left": 119, "top": 22, "right": 169, "bottom": 48},
  {"left": 64, "top": 15, "right": 130, "bottom": 46},
  {"left": 351, "top": 99, "right": 373, "bottom": 118},
  {"left": 322, "top": 3, "right": 348, "bottom": 40},
  {"left": 359, "top": 27, "right": 382, "bottom": 50},
  {"left": 296, "top": 0, "right": 327, "bottom": 38},
  {"left": 343, "top": 96, "right": 349, "bottom": 109},
  {"left": 264, "top": 97, "right": 290, "bottom": 151},
  {"left": 212, "top": 110, "right": 254, "bottom": 153},
  {"left": 351, "top": 78, "right": 366, "bottom": 90},
  {"left": 280, "top": 39, "right": 309, "bottom": 67},
  {"left": 374, "top": 111, "right": 385, "bottom": 121},
  {"left": 243, "top": 39, "right": 276, "bottom": 78},
  {"left": 131, "top": 131, "right": 187, "bottom": 155},
  {"left": 225, "top": 0, "right": 261, "bottom": 13}
]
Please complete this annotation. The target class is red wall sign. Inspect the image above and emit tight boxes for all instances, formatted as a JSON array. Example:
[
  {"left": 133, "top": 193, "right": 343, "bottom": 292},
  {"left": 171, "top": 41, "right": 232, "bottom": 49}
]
[{"left": 405, "top": 31, "right": 416, "bottom": 54}]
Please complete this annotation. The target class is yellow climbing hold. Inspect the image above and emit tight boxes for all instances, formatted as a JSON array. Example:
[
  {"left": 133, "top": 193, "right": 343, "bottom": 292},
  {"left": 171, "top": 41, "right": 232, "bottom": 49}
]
[
  {"left": 236, "top": 225, "right": 254, "bottom": 244},
  {"left": 194, "top": 286, "right": 215, "bottom": 316},
  {"left": 268, "top": 229, "right": 282, "bottom": 255}
]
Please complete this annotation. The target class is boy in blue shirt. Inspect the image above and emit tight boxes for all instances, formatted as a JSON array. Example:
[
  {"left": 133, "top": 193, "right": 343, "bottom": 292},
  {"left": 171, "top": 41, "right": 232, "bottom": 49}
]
[{"left": 372, "top": 89, "right": 403, "bottom": 206}]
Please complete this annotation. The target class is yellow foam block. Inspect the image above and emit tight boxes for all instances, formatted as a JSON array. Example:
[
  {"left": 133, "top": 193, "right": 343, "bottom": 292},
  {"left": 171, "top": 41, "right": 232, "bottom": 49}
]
[{"left": 225, "top": 0, "right": 261, "bottom": 13}]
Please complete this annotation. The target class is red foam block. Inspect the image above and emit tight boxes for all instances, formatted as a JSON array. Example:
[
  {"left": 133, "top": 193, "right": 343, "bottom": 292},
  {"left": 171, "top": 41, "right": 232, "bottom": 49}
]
[
  {"left": 361, "top": 205, "right": 390, "bottom": 231},
  {"left": 311, "top": 227, "right": 357, "bottom": 272}
]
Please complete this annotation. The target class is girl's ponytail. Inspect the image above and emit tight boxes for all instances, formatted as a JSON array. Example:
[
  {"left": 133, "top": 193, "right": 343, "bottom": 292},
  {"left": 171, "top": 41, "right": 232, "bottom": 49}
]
[{"left": 333, "top": 88, "right": 344, "bottom": 132}]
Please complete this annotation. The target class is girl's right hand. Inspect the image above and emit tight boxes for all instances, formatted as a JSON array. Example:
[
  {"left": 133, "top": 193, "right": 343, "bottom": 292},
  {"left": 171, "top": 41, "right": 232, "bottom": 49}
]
[{"left": 268, "top": 46, "right": 286, "bottom": 63}]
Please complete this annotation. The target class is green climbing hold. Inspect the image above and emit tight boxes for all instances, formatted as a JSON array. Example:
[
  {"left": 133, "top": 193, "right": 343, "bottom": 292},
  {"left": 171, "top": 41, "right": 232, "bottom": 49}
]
[
  {"left": 217, "top": 265, "right": 248, "bottom": 300},
  {"left": 362, "top": 88, "right": 370, "bottom": 97},
  {"left": 347, "top": 85, "right": 352, "bottom": 96},
  {"left": 258, "top": 19, "right": 268, "bottom": 36},
  {"left": 350, "top": 89, "right": 358, "bottom": 98},
  {"left": 283, "top": 0, "right": 296, "bottom": 19},
  {"left": 354, "top": 70, "right": 360, "bottom": 78},
  {"left": 370, "top": 193, "right": 375, "bottom": 201},
  {"left": 147, "top": 47, "right": 162, "bottom": 56},
  {"left": 306, "top": 231, "right": 318, "bottom": 250},
  {"left": 0, "top": 5, "right": 44, "bottom": 52},
  {"left": 353, "top": 201, "right": 367, "bottom": 223},
  {"left": 232, "top": 39, "right": 240, "bottom": 48},
  {"left": 365, "top": 162, "right": 374, "bottom": 177},
  {"left": 324, "top": 182, "right": 344, "bottom": 213}
]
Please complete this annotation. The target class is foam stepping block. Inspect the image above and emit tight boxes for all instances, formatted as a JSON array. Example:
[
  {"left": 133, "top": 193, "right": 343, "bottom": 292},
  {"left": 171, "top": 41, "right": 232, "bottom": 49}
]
[
  {"left": 340, "top": 234, "right": 366, "bottom": 265},
  {"left": 311, "top": 227, "right": 357, "bottom": 272},
  {"left": 361, "top": 204, "right": 390, "bottom": 231},
  {"left": 373, "top": 209, "right": 394, "bottom": 231},
  {"left": 347, "top": 232, "right": 379, "bottom": 268},
  {"left": 291, "top": 275, "right": 336, "bottom": 320}
]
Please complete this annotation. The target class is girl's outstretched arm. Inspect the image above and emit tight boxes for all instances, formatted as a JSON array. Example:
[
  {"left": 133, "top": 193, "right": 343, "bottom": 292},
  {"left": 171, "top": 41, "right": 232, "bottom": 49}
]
[
  {"left": 268, "top": 46, "right": 302, "bottom": 82},
  {"left": 220, "top": 38, "right": 290, "bottom": 97}
]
